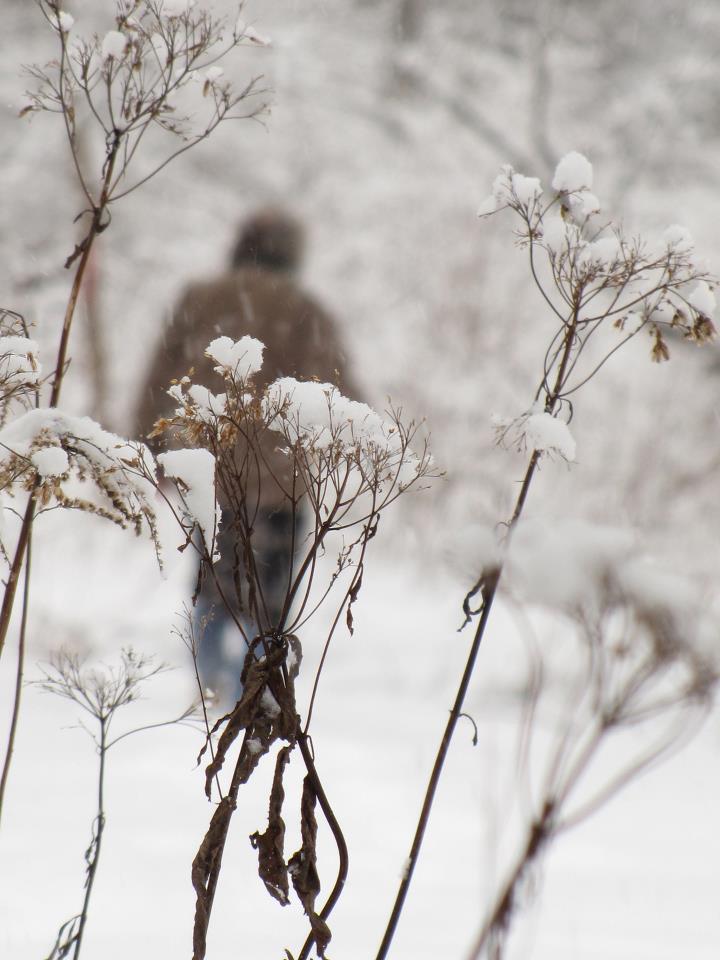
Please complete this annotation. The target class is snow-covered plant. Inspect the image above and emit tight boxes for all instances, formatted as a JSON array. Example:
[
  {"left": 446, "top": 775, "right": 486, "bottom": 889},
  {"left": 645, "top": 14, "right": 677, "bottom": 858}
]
[
  {"left": 477, "top": 152, "right": 715, "bottom": 489},
  {"left": 469, "top": 522, "right": 719, "bottom": 958},
  {"left": 376, "top": 153, "right": 718, "bottom": 959},
  {"left": 0, "top": 408, "right": 159, "bottom": 536},
  {"left": 0, "top": 0, "right": 266, "bottom": 830},
  {"left": 26, "top": 1, "right": 266, "bottom": 210},
  {"left": 482, "top": 150, "right": 715, "bottom": 362},
  {"left": 0, "top": 310, "right": 42, "bottom": 428},
  {"left": 147, "top": 333, "right": 436, "bottom": 959},
  {"left": 155, "top": 334, "right": 432, "bottom": 637}
]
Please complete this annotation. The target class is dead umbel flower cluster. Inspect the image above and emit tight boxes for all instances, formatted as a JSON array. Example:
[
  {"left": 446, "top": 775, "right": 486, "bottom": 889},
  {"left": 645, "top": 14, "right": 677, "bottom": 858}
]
[
  {"left": 150, "top": 334, "right": 435, "bottom": 958},
  {"left": 466, "top": 522, "right": 720, "bottom": 959},
  {"left": 37, "top": 649, "right": 194, "bottom": 960},
  {"left": 27, "top": 0, "right": 267, "bottom": 215}
]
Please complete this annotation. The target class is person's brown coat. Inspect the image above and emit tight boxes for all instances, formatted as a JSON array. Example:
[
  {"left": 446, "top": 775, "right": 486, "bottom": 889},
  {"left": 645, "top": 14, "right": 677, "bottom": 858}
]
[{"left": 135, "top": 264, "right": 357, "bottom": 510}]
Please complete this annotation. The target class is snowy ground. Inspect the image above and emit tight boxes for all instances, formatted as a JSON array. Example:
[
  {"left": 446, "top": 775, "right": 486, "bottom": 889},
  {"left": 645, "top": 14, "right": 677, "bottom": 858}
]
[{"left": 1, "top": 499, "right": 719, "bottom": 960}]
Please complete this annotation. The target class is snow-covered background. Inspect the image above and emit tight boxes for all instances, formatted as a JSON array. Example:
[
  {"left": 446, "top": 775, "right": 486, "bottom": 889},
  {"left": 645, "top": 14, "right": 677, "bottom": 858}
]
[{"left": 2, "top": 1, "right": 720, "bottom": 958}]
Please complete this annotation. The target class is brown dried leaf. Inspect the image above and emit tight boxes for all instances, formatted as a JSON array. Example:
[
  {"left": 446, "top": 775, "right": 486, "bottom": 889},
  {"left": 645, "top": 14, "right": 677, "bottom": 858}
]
[
  {"left": 288, "top": 776, "right": 332, "bottom": 957},
  {"left": 203, "top": 652, "right": 273, "bottom": 797},
  {"left": 250, "top": 744, "right": 293, "bottom": 905},
  {"left": 651, "top": 332, "right": 670, "bottom": 363},
  {"left": 191, "top": 795, "right": 236, "bottom": 960},
  {"left": 269, "top": 635, "right": 301, "bottom": 741},
  {"left": 346, "top": 568, "right": 363, "bottom": 636}
]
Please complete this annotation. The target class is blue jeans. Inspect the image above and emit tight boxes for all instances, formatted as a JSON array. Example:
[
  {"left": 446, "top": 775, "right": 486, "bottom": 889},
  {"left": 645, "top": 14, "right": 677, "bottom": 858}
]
[{"left": 194, "top": 507, "right": 299, "bottom": 703}]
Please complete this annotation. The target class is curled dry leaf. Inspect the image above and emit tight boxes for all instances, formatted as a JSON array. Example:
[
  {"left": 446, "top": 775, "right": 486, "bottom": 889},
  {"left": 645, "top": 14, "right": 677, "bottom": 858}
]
[
  {"left": 191, "top": 795, "right": 236, "bottom": 960},
  {"left": 250, "top": 744, "right": 293, "bottom": 906},
  {"left": 288, "top": 775, "right": 332, "bottom": 957},
  {"left": 202, "top": 645, "right": 280, "bottom": 797},
  {"left": 191, "top": 634, "right": 305, "bottom": 958}
]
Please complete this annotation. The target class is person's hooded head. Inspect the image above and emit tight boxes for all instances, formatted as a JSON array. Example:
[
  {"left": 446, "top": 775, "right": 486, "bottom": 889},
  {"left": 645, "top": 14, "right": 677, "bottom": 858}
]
[{"left": 230, "top": 208, "right": 305, "bottom": 274}]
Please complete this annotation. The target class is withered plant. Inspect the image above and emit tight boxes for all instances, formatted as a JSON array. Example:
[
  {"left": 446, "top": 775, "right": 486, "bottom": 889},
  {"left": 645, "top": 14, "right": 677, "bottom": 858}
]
[
  {"left": 469, "top": 526, "right": 718, "bottom": 959},
  {"left": 37, "top": 647, "right": 195, "bottom": 960},
  {"left": 0, "top": 0, "right": 266, "bottom": 821},
  {"left": 147, "top": 335, "right": 437, "bottom": 958},
  {"left": 375, "top": 152, "right": 718, "bottom": 958}
]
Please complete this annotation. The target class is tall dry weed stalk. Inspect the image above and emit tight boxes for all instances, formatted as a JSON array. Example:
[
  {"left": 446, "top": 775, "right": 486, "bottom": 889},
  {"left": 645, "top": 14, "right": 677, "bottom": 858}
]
[{"left": 376, "top": 152, "right": 719, "bottom": 958}]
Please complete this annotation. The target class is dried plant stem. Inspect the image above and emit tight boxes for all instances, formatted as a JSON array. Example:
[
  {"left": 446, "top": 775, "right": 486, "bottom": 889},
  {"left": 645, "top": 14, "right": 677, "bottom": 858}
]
[
  {"left": 72, "top": 718, "right": 108, "bottom": 960},
  {"left": 374, "top": 569, "right": 502, "bottom": 960},
  {"left": 375, "top": 313, "right": 579, "bottom": 959},
  {"left": 192, "top": 727, "right": 348, "bottom": 960},
  {"left": 0, "top": 496, "right": 35, "bottom": 664},
  {"left": 51, "top": 142, "right": 118, "bottom": 409},
  {"left": 467, "top": 800, "right": 555, "bottom": 960},
  {"left": 0, "top": 529, "right": 32, "bottom": 828},
  {"left": 192, "top": 743, "right": 251, "bottom": 959},
  {"left": 0, "top": 143, "right": 118, "bottom": 665},
  {"left": 295, "top": 732, "right": 349, "bottom": 960}
]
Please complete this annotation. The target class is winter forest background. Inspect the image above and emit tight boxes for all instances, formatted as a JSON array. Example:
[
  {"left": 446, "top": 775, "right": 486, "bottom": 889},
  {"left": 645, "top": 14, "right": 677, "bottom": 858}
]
[{"left": 2, "top": 1, "right": 720, "bottom": 958}]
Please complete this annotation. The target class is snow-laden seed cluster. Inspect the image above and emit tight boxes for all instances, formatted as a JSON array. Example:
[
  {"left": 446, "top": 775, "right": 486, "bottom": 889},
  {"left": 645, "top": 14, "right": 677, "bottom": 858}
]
[
  {"left": 0, "top": 405, "right": 159, "bottom": 544},
  {"left": 261, "top": 376, "right": 427, "bottom": 493},
  {"left": 493, "top": 404, "right": 577, "bottom": 463},
  {"left": 155, "top": 334, "right": 435, "bottom": 550},
  {"left": 480, "top": 151, "right": 717, "bottom": 467},
  {"left": 0, "top": 316, "right": 158, "bottom": 551},
  {"left": 25, "top": 1, "right": 266, "bottom": 191},
  {"left": 479, "top": 151, "right": 716, "bottom": 356}
]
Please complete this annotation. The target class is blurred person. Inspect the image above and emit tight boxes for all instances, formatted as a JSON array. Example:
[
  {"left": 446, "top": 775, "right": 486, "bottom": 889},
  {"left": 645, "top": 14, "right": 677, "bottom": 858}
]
[{"left": 135, "top": 208, "right": 357, "bottom": 701}]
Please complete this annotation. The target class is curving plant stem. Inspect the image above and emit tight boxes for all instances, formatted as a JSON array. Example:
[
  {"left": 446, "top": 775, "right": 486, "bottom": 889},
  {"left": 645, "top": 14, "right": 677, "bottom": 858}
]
[
  {"left": 295, "top": 732, "right": 350, "bottom": 960},
  {"left": 375, "top": 309, "right": 580, "bottom": 959}
]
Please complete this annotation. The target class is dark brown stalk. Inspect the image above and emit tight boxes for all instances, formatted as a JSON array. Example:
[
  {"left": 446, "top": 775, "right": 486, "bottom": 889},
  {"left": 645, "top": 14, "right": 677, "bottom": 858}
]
[
  {"left": 375, "top": 310, "right": 580, "bottom": 959},
  {"left": 0, "top": 496, "right": 36, "bottom": 663},
  {"left": 466, "top": 800, "right": 555, "bottom": 960},
  {"left": 71, "top": 718, "right": 108, "bottom": 960},
  {"left": 192, "top": 738, "right": 258, "bottom": 960},
  {"left": 51, "top": 141, "right": 118, "bottom": 409},
  {"left": 0, "top": 141, "right": 118, "bottom": 665},
  {"left": 295, "top": 732, "right": 350, "bottom": 960},
  {"left": 0, "top": 528, "right": 32, "bottom": 826},
  {"left": 374, "top": 564, "right": 502, "bottom": 960}
]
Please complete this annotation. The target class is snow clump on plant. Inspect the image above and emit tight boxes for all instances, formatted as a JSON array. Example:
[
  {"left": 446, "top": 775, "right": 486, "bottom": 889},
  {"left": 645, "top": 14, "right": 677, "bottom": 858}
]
[
  {"left": 151, "top": 334, "right": 436, "bottom": 557},
  {"left": 479, "top": 151, "right": 716, "bottom": 467}
]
